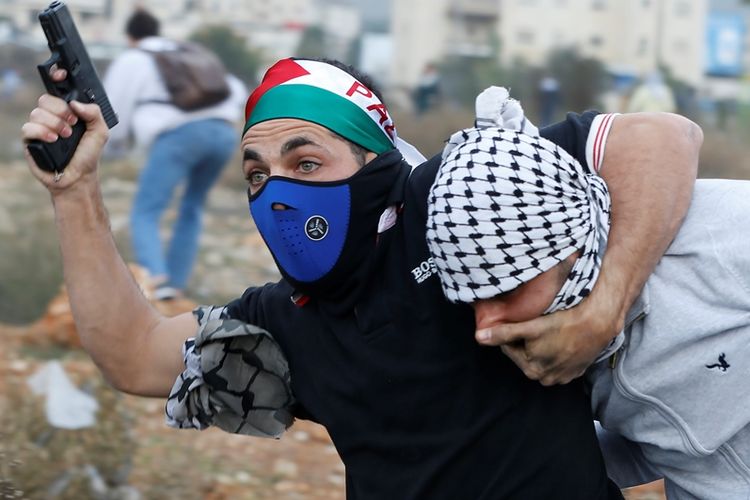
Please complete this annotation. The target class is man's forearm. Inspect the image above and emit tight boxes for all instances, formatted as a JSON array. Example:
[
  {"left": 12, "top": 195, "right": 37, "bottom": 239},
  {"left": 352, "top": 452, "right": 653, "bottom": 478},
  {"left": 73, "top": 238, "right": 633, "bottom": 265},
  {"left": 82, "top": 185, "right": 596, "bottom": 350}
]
[
  {"left": 23, "top": 94, "right": 192, "bottom": 396},
  {"left": 595, "top": 112, "right": 702, "bottom": 332},
  {"left": 51, "top": 175, "right": 182, "bottom": 394}
]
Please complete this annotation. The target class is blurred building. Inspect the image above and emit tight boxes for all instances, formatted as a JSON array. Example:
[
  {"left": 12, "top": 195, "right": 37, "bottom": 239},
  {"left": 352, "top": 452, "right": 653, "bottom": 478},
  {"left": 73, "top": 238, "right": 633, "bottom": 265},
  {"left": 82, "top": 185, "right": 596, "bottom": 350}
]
[
  {"left": 390, "top": 0, "right": 750, "bottom": 109},
  {"left": 500, "top": 0, "right": 709, "bottom": 89},
  {"left": 0, "top": 0, "right": 360, "bottom": 68},
  {"left": 391, "top": 0, "right": 498, "bottom": 90}
]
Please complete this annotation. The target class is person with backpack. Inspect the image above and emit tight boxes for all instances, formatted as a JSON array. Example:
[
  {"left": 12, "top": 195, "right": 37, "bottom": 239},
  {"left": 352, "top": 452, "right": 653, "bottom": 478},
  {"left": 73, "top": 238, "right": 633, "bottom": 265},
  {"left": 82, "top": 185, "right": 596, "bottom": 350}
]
[{"left": 103, "top": 8, "right": 247, "bottom": 300}]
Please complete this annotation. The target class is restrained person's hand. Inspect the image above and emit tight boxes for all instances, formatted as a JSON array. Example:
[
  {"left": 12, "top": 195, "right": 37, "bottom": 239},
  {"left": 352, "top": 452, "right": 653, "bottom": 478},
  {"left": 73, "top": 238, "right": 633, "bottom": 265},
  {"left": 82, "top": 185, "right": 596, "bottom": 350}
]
[{"left": 477, "top": 292, "right": 621, "bottom": 386}]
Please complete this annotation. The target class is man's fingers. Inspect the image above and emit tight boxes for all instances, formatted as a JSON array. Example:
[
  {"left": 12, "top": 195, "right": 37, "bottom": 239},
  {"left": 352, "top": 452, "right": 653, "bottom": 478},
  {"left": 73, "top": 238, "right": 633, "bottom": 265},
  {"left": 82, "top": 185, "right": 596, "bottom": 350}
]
[
  {"left": 69, "top": 100, "right": 109, "bottom": 147},
  {"left": 50, "top": 65, "right": 67, "bottom": 81},
  {"left": 476, "top": 316, "right": 547, "bottom": 346},
  {"left": 21, "top": 121, "right": 60, "bottom": 143},
  {"left": 37, "top": 94, "right": 75, "bottom": 119},
  {"left": 500, "top": 344, "right": 542, "bottom": 381},
  {"left": 70, "top": 100, "right": 104, "bottom": 128},
  {"left": 539, "top": 367, "right": 585, "bottom": 387},
  {"left": 28, "top": 107, "right": 74, "bottom": 139}
]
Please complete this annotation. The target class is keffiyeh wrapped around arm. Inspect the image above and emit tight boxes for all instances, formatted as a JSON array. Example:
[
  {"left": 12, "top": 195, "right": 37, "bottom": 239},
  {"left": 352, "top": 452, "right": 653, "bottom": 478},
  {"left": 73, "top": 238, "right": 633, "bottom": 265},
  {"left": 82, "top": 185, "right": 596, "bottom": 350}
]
[{"left": 165, "top": 305, "right": 295, "bottom": 439}]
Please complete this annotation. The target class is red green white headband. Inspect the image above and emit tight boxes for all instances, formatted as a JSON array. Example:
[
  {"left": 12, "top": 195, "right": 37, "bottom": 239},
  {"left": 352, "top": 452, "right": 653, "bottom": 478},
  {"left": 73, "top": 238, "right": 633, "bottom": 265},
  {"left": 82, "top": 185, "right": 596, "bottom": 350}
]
[{"left": 244, "top": 58, "right": 397, "bottom": 155}]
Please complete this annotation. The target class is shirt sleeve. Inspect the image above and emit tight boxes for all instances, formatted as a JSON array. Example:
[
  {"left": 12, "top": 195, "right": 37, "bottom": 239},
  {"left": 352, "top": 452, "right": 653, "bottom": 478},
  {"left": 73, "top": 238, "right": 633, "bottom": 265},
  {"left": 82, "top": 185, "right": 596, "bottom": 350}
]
[
  {"left": 102, "top": 50, "right": 151, "bottom": 148},
  {"left": 164, "top": 304, "right": 295, "bottom": 438},
  {"left": 584, "top": 113, "right": 619, "bottom": 174},
  {"left": 539, "top": 110, "right": 600, "bottom": 171}
]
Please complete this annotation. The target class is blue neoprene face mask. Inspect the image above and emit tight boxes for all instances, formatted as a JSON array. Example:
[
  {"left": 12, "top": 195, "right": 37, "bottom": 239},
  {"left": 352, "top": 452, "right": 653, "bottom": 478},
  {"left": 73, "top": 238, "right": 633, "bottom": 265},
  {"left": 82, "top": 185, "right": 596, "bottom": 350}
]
[
  {"left": 249, "top": 178, "right": 351, "bottom": 283},
  {"left": 247, "top": 152, "right": 407, "bottom": 302}
]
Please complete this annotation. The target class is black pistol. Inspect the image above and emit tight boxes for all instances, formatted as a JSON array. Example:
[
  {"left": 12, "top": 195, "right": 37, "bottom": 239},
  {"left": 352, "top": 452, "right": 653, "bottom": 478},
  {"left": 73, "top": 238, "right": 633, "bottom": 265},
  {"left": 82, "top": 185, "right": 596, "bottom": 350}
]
[{"left": 27, "top": 1, "right": 118, "bottom": 173}]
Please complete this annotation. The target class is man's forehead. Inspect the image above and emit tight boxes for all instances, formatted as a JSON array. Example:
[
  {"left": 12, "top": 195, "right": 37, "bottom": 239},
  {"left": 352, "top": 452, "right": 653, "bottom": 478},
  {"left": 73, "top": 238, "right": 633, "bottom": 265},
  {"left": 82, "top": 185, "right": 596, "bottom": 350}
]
[{"left": 242, "top": 118, "right": 331, "bottom": 144}]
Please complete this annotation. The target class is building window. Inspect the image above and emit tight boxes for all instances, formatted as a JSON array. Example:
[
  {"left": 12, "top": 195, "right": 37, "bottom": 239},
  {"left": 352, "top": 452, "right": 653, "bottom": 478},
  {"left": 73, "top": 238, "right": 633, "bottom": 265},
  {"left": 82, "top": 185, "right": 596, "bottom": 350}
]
[
  {"left": 590, "top": 35, "right": 604, "bottom": 47},
  {"left": 642, "top": 0, "right": 651, "bottom": 8}
]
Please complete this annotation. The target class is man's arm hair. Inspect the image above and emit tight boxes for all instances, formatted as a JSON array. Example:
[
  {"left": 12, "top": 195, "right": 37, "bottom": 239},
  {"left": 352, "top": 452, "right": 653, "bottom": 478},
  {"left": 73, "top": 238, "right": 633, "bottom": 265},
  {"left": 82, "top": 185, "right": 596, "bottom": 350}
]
[{"left": 595, "top": 112, "right": 702, "bottom": 331}]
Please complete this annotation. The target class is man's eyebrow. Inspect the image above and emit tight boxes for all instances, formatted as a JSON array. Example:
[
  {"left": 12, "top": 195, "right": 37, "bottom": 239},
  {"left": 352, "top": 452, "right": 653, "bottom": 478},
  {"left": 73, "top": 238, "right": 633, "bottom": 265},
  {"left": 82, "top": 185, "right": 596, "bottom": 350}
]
[
  {"left": 243, "top": 149, "right": 262, "bottom": 162},
  {"left": 281, "top": 136, "right": 319, "bottom": 156}
]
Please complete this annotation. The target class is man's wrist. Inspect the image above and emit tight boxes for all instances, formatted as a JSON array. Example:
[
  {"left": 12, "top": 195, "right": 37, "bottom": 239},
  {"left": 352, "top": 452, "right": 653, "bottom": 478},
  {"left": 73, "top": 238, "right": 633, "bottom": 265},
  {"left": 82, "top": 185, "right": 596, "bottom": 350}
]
[
  {"left": 50, "top": 172, "right": 108, "bottom": 227},
  {"left": 583, "top": 270, "right": 627, "bottom": 342}
]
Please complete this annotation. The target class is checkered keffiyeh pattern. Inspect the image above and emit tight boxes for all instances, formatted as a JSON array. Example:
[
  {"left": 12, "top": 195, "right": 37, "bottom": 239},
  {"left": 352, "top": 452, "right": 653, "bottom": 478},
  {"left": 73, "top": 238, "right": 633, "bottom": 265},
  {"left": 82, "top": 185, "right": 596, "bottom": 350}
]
[
  {"left": 426, "top": 127, "right": 611, "bottom": 313},
  {"left": 165, "top": 305, "right": 295, "bottom": 438}
]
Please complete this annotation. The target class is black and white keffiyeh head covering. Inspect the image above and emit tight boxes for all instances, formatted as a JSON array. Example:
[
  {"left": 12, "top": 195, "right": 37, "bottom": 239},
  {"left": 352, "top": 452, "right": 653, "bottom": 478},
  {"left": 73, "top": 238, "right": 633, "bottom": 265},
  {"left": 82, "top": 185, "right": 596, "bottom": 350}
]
[{"left": 426, "top": 126, "right": 611, "bottom": 314}]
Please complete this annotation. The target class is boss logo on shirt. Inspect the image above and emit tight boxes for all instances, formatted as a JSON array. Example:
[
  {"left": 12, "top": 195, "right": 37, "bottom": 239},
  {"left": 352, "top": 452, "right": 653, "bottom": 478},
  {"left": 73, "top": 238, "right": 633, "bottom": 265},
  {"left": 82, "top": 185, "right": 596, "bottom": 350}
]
[
  {"left": 305, "top": 215, "right": 329, "bottom": 241},
  {"left": 411, "top": 258, "right": 437, "bottom": 284}
]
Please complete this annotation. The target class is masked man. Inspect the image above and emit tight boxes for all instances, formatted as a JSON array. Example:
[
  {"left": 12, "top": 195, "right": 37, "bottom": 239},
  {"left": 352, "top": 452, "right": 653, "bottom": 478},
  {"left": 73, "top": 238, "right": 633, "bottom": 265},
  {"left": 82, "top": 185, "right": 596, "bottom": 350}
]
[{"left": 22, "top": 59, "right": 701, "bottom": 499}]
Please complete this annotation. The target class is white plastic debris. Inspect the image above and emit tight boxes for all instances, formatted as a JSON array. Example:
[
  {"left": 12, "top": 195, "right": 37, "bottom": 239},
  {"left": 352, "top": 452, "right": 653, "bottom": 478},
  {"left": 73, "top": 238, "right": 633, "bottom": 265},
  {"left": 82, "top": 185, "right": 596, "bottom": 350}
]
[{"left": 27, "top": 361, "right": 99, "bottom": 429}]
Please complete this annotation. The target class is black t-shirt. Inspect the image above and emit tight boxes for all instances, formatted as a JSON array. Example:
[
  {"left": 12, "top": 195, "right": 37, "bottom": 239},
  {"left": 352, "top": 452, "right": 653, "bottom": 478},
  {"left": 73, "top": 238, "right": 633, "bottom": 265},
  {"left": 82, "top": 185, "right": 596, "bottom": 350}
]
[{"left": 227, "top": 111, "right": 622, "bottom": 499}]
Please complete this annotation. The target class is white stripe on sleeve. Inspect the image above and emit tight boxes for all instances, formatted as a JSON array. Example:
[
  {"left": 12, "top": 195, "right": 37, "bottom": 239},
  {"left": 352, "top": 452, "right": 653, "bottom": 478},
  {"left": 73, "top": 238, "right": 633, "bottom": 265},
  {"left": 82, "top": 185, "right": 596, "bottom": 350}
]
[{"left": 585, "top": 113, "right": 619, "bottom": 174}]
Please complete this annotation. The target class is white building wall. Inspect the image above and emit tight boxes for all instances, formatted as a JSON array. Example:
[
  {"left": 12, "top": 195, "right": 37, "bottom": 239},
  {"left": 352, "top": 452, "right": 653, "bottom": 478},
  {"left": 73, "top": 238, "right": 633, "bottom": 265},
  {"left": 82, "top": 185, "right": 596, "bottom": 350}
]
[
  {"left": 499, "top": 0, "right": 707, "bottom": 87},
  {"left": 390, "top": 0, "right": 452, "bottom": 90},
  {"left": 661, "top": 0, "right": 708, "bottom": 85}
]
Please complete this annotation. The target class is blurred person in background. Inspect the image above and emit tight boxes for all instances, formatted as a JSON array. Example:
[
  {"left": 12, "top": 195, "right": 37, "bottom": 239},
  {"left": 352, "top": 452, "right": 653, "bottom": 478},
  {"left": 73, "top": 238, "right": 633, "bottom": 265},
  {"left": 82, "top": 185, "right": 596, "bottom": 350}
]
[
  {"left": 22, "top": 58, "right": 702, "bottom": 499},
  {"left": 103, "top": 8, "right": 247, "bottom": 300},
  {"left": 538, "top": 75, "right": 561, "bottom": 126},
  {"left": 412, "top": 62, "right": 441, "bottom": 115}
]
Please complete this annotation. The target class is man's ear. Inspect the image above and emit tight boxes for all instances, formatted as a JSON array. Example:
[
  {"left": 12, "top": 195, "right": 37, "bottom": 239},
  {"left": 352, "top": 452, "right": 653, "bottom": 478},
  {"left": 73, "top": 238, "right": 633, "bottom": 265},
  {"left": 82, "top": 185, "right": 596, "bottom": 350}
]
[{"left": 365, "top": 151, "right": 377, "bottom": 163}]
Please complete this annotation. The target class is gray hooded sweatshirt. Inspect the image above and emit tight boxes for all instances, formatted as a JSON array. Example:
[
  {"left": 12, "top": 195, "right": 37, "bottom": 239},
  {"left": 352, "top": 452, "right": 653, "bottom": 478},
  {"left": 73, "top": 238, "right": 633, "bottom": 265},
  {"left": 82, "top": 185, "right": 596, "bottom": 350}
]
[{"left": 590, "top": 179, "right": 750, "bottom": 499}]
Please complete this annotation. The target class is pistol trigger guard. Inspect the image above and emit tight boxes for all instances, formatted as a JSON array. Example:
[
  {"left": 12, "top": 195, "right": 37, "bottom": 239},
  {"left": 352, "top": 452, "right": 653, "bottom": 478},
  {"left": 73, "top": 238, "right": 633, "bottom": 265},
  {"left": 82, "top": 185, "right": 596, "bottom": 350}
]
[{"left": 37, "top": 53, "right": 73, "bottom": 100}]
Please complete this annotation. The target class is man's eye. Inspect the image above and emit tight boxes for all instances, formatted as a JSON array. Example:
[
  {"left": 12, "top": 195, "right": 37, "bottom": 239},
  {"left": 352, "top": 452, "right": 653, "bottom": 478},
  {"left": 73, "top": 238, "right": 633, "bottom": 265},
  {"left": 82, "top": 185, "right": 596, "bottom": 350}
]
[
  {"left": 248, "top": 170, "right": 268, "bottom": 186},
  {"left": 298, "top": 161, "right": 320, "bottom": 173}
]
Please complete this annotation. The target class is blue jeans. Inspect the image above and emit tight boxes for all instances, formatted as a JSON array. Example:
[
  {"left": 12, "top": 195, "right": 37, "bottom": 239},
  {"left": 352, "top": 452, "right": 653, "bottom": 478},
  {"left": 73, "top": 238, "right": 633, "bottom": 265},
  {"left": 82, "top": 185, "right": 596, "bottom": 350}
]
[{"left": 130, "top": 119, "right": 237, "bottom": 289}]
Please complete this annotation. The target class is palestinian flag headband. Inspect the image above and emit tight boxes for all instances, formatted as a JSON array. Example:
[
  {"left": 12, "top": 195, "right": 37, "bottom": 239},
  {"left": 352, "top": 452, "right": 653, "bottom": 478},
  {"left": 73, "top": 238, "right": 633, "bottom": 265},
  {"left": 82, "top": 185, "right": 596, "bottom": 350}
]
[{"left": 243, "top": 58, "right": 397, "bottom": 155}]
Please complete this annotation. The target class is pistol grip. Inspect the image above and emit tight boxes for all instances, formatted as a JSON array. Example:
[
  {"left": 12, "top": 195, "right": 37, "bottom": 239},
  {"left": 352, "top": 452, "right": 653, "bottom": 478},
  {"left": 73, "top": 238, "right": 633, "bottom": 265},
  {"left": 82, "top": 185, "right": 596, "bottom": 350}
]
[{"left": 27, "top": 120, "right": 86, "bottom": 173}]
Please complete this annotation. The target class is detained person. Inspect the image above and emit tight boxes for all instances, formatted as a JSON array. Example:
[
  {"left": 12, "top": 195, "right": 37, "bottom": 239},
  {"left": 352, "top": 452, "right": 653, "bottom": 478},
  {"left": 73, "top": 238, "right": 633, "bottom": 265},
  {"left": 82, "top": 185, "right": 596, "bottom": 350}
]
[{"left": 425, "top": 111, "right": 749, "bottom": 498}]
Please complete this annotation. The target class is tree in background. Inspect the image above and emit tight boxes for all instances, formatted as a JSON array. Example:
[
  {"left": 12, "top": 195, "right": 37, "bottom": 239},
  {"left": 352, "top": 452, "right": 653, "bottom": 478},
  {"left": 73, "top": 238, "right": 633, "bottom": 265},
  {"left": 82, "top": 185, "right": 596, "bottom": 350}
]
[
  {"left": 545, "top": 47, "right": 607, "bottom": 114},
  {"left": 189, "top": 25, "right": 263, "bottom": 85},
  {"left": 295, "top": 26, "right": 326, "bottom": 59},
  {"left": 438, "top": 55, "right": 506, "bottom": 108},
  {"left": 654, "top": 64, "right": 698, "bottom": 118}
]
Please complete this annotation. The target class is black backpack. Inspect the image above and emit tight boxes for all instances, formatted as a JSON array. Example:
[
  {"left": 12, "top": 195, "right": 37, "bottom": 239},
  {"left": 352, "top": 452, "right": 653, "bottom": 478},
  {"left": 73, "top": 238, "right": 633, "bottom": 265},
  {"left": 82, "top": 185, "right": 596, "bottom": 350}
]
[{"left": 144, "top": 41, "right": 230, "bottom": 111}]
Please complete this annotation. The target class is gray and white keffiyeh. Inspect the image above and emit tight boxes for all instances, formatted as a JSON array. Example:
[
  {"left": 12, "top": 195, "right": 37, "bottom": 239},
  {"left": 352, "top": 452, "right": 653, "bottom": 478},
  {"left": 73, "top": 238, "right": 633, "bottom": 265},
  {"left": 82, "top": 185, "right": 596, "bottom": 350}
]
[
  {"left": 427, "top": 126, "right": 611, "bottom": 315},
  {"left": 165, "top": 305, "right": 295, "bottom": 438}
]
